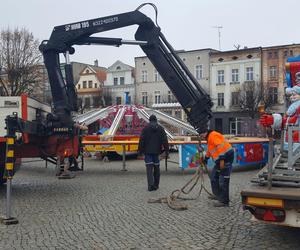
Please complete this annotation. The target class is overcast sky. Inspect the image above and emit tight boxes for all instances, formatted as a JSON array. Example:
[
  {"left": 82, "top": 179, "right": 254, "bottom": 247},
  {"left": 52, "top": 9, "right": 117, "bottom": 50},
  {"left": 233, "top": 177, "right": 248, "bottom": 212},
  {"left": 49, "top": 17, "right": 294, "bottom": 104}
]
[{"left": 1, "top": 0, "right": 300, "bottom": 68}]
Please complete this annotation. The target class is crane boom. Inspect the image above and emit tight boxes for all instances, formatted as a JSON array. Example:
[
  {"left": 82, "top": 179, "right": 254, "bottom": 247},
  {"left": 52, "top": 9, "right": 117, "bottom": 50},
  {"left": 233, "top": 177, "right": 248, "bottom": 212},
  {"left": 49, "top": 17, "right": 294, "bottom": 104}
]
[{"left": 39, "top": 4, "right": 213, "bottom": 133}]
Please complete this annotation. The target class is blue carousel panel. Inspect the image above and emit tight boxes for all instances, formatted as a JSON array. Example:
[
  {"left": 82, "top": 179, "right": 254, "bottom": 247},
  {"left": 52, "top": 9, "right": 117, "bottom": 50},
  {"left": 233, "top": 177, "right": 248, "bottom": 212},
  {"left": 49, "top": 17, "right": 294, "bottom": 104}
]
[{"left": 179, "top": 141, "right": 269, "bottom": 170}]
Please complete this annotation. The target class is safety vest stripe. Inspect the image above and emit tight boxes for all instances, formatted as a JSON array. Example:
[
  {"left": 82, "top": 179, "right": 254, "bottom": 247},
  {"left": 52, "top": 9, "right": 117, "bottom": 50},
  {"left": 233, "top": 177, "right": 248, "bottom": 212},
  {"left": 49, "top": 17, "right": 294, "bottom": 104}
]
[
  {"left": 211, "top": 146, "right": 233, "bottom": 161},
  {"left": 209, "top": 142, "right": 226, "bottom": 155}
]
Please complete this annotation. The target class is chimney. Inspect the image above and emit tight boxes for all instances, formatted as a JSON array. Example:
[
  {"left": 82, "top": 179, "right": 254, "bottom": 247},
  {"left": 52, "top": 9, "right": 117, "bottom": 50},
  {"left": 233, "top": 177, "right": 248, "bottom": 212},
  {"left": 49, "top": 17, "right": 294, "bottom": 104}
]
[{"left": 94, "top": 59, "right": 98, "bottom": 67}]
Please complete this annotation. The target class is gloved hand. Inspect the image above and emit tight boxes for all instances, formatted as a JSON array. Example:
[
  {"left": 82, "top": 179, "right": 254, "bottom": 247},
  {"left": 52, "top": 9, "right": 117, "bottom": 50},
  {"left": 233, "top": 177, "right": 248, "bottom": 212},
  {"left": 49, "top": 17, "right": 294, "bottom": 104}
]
[
  {"left": 203, "top": 156, "right": 209, "bottom": 165},
  {"left": 259, "top": 114, "right": 274, "bottom": 127}
]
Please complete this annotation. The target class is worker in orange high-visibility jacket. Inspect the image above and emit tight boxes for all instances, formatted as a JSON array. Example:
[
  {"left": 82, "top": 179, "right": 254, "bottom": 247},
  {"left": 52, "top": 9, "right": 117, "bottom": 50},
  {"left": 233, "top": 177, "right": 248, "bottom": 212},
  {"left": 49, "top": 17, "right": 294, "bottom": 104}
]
[{"left": 200, "top": 130, "right": 234, "bottom": 207}]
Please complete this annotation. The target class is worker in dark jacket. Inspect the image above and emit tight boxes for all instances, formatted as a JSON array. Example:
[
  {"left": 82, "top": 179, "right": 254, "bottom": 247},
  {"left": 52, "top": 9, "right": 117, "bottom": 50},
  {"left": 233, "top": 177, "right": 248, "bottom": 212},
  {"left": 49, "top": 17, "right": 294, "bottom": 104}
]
[
  {"left": 138, "top": 114, "right": 169, "bottom": 191},
  {"left": 201, "top": 130, "right": 234, "bottom": 207}
]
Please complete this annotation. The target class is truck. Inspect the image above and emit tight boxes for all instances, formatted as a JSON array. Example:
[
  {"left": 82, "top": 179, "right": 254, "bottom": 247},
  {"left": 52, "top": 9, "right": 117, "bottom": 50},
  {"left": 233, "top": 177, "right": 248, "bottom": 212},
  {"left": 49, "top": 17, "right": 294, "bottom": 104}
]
[
  {"left": 241, "top": 57, "right": 300, "bottom": 228},
  {"left": 1, "top": 2, "right": 213, "bottom": 197},
  {"left": 0, "top": 95, "right": 51, "bottom": 184}
]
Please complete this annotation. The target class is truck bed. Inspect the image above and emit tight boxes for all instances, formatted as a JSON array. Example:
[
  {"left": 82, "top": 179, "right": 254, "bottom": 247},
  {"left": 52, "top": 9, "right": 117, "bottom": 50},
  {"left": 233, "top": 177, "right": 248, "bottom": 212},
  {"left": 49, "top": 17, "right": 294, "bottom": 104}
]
[{"left": 241, "top": 184, "right": 300, "bottom": 201}]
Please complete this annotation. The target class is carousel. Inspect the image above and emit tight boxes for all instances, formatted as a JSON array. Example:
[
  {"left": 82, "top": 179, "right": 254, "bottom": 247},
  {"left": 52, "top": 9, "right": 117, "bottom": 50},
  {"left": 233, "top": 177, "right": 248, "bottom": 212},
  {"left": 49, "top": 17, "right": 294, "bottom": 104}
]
[{"left": 75, "top": 104, "right": 197, "bottom": 156}]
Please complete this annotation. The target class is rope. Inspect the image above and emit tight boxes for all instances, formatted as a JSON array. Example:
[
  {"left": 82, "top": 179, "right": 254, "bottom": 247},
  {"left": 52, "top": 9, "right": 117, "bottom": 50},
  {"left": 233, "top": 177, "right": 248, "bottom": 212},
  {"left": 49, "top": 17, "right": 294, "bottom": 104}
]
[{"left": 148, "top": 144, "right": 213, "bottom": 211}]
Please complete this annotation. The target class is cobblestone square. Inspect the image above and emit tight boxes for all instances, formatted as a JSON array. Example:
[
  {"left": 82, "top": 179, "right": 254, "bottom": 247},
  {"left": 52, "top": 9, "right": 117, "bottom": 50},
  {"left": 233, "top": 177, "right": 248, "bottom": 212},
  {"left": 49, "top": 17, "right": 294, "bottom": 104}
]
[{"left": 0, "top": 154, "right": 300, "bottom": 250}]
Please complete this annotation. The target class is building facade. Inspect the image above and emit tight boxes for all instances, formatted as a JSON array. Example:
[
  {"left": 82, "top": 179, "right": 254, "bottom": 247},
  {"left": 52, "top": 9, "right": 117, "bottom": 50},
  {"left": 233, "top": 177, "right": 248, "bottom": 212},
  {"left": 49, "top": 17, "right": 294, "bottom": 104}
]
[
  {"left": 262, "top": 44, "right": 300, "bottom": 113},
  {"left": 135, "top": 49, "right": 215, "bottom": 119},
  {"left": 210, "top": 48, "right": 262, "bottom": 135},
  {"left": 76, "top": 65, "right": 106, "bottom": 110},
  {"left": 103, "top": 60, "right": 135, "bottom": 106}
]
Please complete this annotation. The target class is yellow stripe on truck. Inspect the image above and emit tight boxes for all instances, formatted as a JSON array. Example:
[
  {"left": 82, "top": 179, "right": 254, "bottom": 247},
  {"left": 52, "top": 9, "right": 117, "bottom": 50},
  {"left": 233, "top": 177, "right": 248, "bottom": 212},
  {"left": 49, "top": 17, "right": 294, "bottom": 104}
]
[{"left": 246, "top": 197, "right": 283, "bottom": 208}]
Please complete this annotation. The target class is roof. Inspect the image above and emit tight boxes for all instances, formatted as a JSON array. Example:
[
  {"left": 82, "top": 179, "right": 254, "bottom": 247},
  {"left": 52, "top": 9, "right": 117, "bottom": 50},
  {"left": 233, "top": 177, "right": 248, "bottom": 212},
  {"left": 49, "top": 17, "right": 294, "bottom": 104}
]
[
  {"left": 135, "top": 48, "right": 217, "bottom": 60},
  {"left": 78, "top": 65, "right": 107, "bottom": 83},
  {"left": 107, "top": 60, "right": 134, "bottom": 72},
  {"left": 96, "top": 69, "right": 107, "bottom": 82}
]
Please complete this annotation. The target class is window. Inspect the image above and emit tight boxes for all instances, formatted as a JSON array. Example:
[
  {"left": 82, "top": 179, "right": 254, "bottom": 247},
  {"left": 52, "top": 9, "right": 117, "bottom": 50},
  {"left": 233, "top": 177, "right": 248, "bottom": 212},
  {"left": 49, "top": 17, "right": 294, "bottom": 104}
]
[
  {"left": 82, "top": 81, "right": 87, "bottom": 88},
  {"left": 269, "top": 66, "right": 277, "bottom": 79},
  {"left": 88, "top": 80, "right": 93, "bottom": 88},
  {"left": 231, "top": 92, "right": 239, "bottom": 106},
  {"left": 229, "top": 118, "right": 242, "bottom": 135},
  {"left": 93, "top": 96, "right": 100, "bottom": 107},
  {"left": 154, "top": 91, "right": 161, "bottom": 104},
  {"left": 116, "top": 66, "right": 121, "bottom": 70},
  {"left": 195, "top": 65, "right": 203, "bottom": 80},
  {"left": 246, "top": 91, "right": 253, "bottom": 104},
  {"left": 274, "top": 51, "right": 278, "bottom": 58},
  {"left": 217, "top": 93, "right": 224, "bottom": 106},
  {"left": 127, "top": 96, "right": 131, "bottom": 105},
  {"left": 154, "top": 69, "right": 161, "bottom": 82},
  {"left": 168, "top": 90, "right": 172, "bottom": 103},
  {"left": 84, "top": 97, "right": 90, "bottom": 107},
  {"left": 175, "top": 110, "right": 181, "bottom": 119},
  {"left": 217, "top": 70, "right": 224, "bottom": 84},
  {"left": 142, "top": 70, "right": 148, "bottom": 82},
  {"left": 246, "top": 67, "right": 254, "bottom": 81},
  {"left": 142, "top": 92, "right": 148, "bottom": 105},
  {"left": 269, "top": 87, "right": 278, "bottom": 104},
  {"left": 116, "top": 97, "right": 122, "bottom": 105},
  {"left": 120, "top": 77, "right": 125, "bottom": 85},
  {"left": 77, "top": 84, "right": 81, "bottom": 89},
  {"left": 114, "top": 77, "right": 118, "bottom": 86},
  {"left": 94, "top": 83, "right": 97, "bottom": 88},
  {"left": 231, "top": 69, "right": 239, "bottom": 82},
  {"left": 268, "top": 52, "right": 272, "bottom": 59}
]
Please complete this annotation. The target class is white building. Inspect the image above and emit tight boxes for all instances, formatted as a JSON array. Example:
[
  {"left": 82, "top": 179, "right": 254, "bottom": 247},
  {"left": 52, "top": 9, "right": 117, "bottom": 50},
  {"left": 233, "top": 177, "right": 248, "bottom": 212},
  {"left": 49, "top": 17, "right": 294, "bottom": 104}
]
[
  {"left": 103, "top": 60, "right": 135, "bottom": 105},
  {"left": 210, "top": 48, "right": 262, "bottom": 134},
  {"left": 135, "top": 49, "right": 215, "bottom": 119}
]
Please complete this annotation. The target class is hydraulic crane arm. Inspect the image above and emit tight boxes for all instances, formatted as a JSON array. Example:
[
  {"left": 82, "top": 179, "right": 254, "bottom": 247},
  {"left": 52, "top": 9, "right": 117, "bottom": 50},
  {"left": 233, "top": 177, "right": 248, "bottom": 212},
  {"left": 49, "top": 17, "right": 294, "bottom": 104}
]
[{"left": 39, "top": 4, "right": 213, "bottom": 133}]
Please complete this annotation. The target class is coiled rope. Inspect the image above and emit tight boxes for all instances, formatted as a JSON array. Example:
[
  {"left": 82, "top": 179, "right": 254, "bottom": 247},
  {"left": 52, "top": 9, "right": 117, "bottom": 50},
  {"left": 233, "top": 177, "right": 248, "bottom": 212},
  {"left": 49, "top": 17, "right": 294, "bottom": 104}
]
[{"left": 148, "top": 145, "right": 213, "bottom": 210}]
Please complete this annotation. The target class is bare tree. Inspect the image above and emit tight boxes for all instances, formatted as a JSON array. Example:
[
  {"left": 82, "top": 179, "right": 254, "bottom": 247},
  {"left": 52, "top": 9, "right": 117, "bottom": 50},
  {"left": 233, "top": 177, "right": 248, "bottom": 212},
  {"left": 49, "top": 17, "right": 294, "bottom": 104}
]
[
  {"left": 237, "top": 81, "right": 275, "bottom": 136},
  {"left": 238, "top": 81, "right": 275, "bottom": 118},
  {"left": 0, "top": 27, "right": 42, "bottom": 96}
]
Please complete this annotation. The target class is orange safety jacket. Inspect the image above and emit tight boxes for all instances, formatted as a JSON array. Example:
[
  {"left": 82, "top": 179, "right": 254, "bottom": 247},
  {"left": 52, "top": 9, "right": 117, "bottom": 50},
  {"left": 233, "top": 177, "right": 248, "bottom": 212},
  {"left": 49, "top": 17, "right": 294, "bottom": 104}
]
[{"left": 206, "top": 131, "right": 232, "bottom": 161}]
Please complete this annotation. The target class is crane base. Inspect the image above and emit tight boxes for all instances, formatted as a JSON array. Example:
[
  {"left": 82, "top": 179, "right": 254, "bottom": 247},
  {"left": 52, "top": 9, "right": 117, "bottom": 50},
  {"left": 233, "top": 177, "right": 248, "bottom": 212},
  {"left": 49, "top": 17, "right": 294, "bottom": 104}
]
[
  {"left": 58, "top": 171, "right": 76, "bottom": 179},
  {"left": 0, "top": 216, "right": 19, "bottom": 225}
]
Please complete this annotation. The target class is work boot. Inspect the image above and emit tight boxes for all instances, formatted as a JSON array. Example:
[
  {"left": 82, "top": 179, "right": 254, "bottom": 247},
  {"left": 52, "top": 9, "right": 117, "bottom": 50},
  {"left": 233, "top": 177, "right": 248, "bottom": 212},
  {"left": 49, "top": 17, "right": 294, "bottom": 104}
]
[
  {"left": 207, "top": 195, "right": 218, "bottom": 200},
  {"left": 148, "top": 186, "right": 156, "bottom": 191},
  {"left": 213, "top": 201, "right": 229, "bottom": 207}
]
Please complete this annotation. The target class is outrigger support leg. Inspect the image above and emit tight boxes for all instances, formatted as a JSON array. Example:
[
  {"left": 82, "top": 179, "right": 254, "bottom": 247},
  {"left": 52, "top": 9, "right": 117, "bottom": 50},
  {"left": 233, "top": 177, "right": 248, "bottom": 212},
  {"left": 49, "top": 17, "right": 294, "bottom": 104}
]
[
  {"left": 57, "top": 156, "right": 76, "bottom": 179},
  {"left": 1, "top": 115, "right": 19, "bottom": 225}
]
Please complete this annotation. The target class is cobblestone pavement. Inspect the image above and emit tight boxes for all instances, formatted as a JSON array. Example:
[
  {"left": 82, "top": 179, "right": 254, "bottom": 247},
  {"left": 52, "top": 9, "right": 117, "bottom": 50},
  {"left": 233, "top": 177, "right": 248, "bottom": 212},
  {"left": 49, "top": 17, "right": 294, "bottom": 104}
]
[{"left": 0, "top": 153, "right": 300, "bottom": 250}]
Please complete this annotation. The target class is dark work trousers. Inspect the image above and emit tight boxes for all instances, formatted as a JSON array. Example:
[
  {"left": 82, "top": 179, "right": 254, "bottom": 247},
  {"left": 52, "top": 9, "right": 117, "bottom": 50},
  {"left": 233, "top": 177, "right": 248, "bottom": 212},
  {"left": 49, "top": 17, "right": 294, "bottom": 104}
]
[
  {"left": 144, "top": 154, "right": 160, "bottom": 189},
  {"left": 210, "top": 149, "right": 234, "bottom": 204}
]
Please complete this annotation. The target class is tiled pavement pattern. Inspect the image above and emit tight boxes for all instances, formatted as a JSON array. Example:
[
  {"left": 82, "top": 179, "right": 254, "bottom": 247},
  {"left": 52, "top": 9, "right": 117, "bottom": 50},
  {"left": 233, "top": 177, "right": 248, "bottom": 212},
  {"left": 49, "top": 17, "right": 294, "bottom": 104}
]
[{"left": 0, "top": 153, "right": 300, "bottom": 250}]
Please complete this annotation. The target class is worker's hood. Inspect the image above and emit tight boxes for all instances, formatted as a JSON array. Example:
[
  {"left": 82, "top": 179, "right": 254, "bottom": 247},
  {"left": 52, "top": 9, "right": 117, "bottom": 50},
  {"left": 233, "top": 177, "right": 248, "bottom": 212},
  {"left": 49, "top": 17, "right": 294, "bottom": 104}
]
[{"left": 148, "top": 121, "right": 160, "bottom": 132}]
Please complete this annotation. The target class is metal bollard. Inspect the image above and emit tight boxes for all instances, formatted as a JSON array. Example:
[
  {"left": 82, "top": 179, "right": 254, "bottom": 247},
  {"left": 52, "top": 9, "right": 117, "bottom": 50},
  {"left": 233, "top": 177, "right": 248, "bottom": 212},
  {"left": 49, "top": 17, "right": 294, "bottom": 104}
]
[
  {"left": 121, "top": 144, "right": 127, "bottom": 171},
  {"left": 267, "top": 137, "right": 274, "bottom": 190}
]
